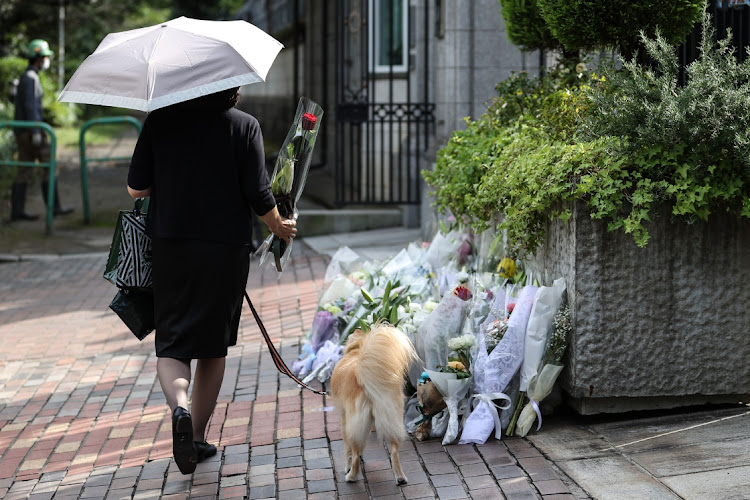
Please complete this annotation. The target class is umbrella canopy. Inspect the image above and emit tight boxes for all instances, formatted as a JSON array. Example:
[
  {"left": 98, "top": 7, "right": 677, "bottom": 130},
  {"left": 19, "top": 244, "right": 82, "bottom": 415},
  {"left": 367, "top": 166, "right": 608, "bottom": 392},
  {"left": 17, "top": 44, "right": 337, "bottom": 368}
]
[{"left": 58, "top": 16, "right": 283, "bottom": 112}]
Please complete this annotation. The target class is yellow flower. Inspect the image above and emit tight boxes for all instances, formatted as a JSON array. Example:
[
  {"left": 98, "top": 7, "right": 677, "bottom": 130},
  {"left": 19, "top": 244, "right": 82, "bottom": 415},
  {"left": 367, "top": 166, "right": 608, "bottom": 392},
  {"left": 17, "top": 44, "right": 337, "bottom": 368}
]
[
  {"left": 447, "top": 361, "right": 466, "bottom": 371},
  {"left": 497, "top": 257, "right": 517, "bottom": 279}
]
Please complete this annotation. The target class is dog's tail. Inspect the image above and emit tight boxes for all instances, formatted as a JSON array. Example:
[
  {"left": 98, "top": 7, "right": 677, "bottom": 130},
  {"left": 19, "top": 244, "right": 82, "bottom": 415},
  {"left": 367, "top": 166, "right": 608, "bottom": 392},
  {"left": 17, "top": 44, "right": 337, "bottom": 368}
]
[{"left": 357, "top": 323, "right": 417, "bottom": 441}]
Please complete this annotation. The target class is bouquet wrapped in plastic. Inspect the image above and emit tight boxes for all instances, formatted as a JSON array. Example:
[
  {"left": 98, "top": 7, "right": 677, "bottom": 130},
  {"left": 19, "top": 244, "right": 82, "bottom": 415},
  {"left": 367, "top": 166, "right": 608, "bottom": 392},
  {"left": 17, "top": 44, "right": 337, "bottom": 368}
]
[
  {"left": 309, "top": 310, "right": 340, "bottom": 352},
  {"left": 302, "top": 339, "right": 343, "bottom": 385},
  {"left": 505, "top": 279, "right": 565, "bottom": 436},
  {"left": 425, "top": 369, "right": 472, "bottom": 445},
  {"left": 518, "top": 279, "right": 566, "bottom": 391},
  {"left": 463, "top": 272, "right": 503, "bottom": 340},
  {"left": 458, "top": 284, "right": 537, "bottom": 444},
  {"left": 457, "top": 331, "right": 512, "bottom": 444},
  {"left": 422, "top": 230, "right": 465, "bottom": 272},
  {"left": 414, "top": 285, "right": 473, "bottom": 385},
  {"left": 514, "top": 305, "right": 571, "bottom": 437},
  {"left": 257, "top": 96, "right": 323, "bottom": 272}
]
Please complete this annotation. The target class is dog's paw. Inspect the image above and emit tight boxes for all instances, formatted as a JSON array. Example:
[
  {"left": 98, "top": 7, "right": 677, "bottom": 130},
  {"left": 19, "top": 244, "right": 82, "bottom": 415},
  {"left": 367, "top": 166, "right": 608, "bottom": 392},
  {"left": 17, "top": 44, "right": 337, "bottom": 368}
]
[
  {"left": 345, "top": 472, "right": 358, "bottom": 483},
  {"left": 396, "top": 476, "right": 408, "bottom": 485}
]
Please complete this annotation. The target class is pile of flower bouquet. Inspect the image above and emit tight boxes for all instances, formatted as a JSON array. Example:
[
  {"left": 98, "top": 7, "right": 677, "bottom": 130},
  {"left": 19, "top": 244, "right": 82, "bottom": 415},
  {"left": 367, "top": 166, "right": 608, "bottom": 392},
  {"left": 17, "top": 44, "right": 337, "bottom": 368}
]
[{"left": 292, "top": 221, "right": 572, "bottom": 443}]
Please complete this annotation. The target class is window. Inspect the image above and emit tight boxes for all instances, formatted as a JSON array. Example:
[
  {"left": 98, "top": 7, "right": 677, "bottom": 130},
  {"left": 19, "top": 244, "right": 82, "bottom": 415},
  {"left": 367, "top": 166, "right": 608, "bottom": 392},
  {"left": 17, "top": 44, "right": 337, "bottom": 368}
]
[{"left": 369, "top": 0, "right": 409, "bottom": 74}]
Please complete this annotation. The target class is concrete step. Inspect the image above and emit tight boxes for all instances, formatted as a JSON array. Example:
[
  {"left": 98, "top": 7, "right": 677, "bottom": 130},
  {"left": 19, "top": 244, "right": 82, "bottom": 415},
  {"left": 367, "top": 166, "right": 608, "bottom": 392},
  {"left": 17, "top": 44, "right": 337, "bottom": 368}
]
[{"left": 296, "top": 208, "right": 403, "bottom": 236}]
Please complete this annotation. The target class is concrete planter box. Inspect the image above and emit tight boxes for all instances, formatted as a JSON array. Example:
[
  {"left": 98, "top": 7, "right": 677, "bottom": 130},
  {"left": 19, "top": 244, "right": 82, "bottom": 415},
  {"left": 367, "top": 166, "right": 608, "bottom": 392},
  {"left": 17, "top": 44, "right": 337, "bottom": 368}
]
[{"left": 528, "top": 202, "right": 750, "bottom": 414}]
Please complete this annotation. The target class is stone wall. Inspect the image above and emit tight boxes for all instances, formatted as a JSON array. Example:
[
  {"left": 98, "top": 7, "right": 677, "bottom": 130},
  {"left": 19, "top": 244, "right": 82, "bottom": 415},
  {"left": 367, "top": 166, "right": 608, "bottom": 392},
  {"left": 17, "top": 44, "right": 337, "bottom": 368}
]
[
  {"left": 422, "top": 0, "right": 541, "bottom": 237},
  {"left": 529, "top": 203, "right": 750, "bottom": 414}
]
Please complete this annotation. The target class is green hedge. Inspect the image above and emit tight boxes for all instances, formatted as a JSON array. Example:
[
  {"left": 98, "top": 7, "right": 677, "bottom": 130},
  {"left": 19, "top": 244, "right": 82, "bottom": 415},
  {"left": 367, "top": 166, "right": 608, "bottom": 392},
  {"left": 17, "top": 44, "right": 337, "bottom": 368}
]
[
  {"left": 499, "top": 0, "right": 559, "bottom": 52},
  {"left": 424, "top": 11, "right": 750, "bottom": 255},
  {"left": 536, "top": 0, "right": 704, "bottom": 57}
]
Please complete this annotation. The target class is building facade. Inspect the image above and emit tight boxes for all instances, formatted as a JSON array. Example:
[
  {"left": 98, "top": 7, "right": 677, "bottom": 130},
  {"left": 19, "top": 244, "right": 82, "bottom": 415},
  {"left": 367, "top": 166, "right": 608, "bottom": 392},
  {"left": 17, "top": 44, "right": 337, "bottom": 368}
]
[{"left": 235, "top": 0, "right": 539, "bottom": 230}]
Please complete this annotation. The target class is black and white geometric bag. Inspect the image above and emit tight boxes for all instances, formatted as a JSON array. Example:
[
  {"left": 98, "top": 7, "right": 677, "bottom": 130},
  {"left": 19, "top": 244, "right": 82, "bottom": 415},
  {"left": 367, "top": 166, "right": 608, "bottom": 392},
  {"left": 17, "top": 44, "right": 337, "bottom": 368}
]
[
  {"left": 103, "top": 198, "right": 152, "bottom": 291},
  {"left": 116, "top": 210, "right": 152, "bottom": 289}
]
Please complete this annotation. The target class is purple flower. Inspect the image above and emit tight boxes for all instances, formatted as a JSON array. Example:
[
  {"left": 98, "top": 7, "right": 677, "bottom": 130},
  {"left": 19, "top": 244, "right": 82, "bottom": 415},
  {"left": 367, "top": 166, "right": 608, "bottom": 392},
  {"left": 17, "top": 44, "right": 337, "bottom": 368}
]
[{"left": 310, "top": 310, "right": 340, "bottom": 352}]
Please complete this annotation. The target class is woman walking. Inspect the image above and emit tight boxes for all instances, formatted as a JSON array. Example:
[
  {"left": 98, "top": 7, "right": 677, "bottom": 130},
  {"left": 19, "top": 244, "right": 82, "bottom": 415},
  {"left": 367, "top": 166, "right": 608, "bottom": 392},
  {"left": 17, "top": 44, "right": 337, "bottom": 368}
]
[{"left": 127, "top": 87, "right": 296, "bottom": 474}]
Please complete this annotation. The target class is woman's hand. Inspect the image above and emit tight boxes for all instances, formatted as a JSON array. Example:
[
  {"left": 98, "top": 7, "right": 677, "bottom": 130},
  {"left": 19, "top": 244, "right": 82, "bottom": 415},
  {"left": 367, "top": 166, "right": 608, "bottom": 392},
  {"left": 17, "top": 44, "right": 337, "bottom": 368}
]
[
  {"left": 260, "top": 206, "right": 297, "bottom": 243},
  {"left": 275, "top": 218, "right": 297, "bottom": 243}
]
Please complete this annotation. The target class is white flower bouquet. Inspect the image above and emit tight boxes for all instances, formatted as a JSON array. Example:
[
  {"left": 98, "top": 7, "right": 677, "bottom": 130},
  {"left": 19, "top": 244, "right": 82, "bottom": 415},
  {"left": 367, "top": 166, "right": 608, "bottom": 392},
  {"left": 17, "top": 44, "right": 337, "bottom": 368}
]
[
  {"left": 458, "top": 284, "right": 537, "bottom": 444},
  {"left": 513, "top": 305, "right": 572, "bottom": 437},
  {"left": 415, "top": 285, "right": 473, "bottom": 385},
  {"left": 425, "top": 368, "right": 473, "bottom": 445},
  {"left": 504, "top": 279, "right": 565, "bottom": 436}
]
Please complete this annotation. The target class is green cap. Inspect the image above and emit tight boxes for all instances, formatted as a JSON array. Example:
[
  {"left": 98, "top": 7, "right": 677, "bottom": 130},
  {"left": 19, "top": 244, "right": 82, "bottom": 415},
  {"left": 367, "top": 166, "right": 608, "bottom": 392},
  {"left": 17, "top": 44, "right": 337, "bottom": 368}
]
[{"left": 28, "top": 39, "right": 53, "bottom": 58}]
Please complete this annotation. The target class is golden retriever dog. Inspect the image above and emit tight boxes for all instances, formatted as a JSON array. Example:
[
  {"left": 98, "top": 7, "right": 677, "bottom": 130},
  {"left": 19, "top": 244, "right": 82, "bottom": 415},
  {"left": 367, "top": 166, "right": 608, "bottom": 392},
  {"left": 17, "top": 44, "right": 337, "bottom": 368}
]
[{"left": 330, "top": 323, "right": 417, "bottom": 484}]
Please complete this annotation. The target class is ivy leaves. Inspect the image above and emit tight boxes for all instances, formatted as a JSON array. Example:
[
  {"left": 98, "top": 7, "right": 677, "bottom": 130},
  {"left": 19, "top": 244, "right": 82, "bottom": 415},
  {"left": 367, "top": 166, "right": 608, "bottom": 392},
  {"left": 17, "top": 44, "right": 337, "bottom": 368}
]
[{"left": 424, "top": 11, "right": 750, "bottom": 254}]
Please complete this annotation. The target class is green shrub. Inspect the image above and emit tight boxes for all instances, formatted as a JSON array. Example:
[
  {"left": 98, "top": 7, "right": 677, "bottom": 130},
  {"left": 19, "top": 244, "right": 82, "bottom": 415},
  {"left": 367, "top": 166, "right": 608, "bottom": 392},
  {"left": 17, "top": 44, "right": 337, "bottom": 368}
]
[
  {"left": 584, "top": 9, "right": 750, "bottom": 225},
  {"left": 536, "top": 0, "right": 703, "bottom": 58},
  {"left": 425, "top": 11, "right": 750, "bottom": 254},
  {"left": 499, "top": 0, "right": 559, "bottom": 52},
  {"left": 425, "top": 69, "right": 597, "bottom": 253},
  {"left": 424, "top": 70, "right": 568, "bottom": 224}
]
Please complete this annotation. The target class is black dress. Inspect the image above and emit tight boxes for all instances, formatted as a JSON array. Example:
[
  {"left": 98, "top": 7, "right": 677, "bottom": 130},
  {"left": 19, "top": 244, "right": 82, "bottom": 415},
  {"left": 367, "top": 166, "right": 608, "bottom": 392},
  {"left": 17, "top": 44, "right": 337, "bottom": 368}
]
[
  {"left": 128, "top": 103, "right": 276, "bottom": 359},
  {"left": 151, "top": 237, "right": 250, "bottom": 359}
]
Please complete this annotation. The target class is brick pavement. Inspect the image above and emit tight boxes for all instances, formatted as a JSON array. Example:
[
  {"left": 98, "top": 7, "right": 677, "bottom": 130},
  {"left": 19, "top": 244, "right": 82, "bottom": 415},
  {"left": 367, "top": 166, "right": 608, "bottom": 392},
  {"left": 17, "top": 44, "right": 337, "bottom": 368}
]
[{"left": 0, "top": 242, "right": 584, "bottom": 499}]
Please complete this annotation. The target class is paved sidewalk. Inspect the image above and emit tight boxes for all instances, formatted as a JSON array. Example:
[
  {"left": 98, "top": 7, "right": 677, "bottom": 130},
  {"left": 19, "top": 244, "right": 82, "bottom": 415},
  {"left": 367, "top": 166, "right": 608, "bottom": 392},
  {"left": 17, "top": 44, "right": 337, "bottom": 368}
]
[{"left": 0, "top": 235, "right": 587, "bottom": 500}]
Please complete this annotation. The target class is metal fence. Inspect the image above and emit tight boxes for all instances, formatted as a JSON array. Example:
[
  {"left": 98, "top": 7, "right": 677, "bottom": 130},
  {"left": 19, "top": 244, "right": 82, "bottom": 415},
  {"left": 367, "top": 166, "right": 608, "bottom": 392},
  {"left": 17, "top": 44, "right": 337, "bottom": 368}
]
[
  {"left": 678, "top": 1, "right": 750, "bottom": 83},
  {"left": 334, "top": 0, "right": 434, "bottom": 206}
]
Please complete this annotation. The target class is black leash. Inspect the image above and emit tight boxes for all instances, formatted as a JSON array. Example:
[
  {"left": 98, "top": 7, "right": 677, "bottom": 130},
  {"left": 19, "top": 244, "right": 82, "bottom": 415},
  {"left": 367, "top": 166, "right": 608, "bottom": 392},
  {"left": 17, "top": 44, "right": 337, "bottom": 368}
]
[{"left": 243, "top": 291, "right": 329, "bottom": 396}]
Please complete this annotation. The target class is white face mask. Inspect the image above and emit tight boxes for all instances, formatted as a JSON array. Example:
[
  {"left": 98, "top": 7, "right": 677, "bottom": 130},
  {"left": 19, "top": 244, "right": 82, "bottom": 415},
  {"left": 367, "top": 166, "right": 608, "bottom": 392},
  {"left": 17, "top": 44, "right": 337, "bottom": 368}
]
[{"left": 42, "top": 58, "right": 50, "bottom": 71}]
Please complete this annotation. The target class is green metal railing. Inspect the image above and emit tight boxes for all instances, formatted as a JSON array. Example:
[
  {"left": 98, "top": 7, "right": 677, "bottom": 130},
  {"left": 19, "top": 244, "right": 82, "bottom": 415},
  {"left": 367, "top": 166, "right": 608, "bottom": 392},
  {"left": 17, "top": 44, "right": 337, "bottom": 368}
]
[
  {"left": 0, "top": 121, "right": 57, "bottom": 234},
  {"left": 80, "top": 116, "right": 142, "bottom": 223}
]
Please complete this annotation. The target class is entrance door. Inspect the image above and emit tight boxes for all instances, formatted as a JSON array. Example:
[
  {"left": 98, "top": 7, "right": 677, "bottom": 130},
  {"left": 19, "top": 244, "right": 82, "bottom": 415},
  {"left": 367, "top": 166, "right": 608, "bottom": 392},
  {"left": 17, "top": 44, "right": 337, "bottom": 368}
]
[{"left": 334, "top": 0, "right": 434, "bottom": 206}]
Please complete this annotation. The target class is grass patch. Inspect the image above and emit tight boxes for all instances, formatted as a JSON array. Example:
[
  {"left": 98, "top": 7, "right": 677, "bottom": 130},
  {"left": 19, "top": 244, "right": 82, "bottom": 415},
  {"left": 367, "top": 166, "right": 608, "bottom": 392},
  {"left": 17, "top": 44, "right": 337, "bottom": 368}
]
[{"left": 55, "top": 124, "right": 125, "bottom": 149}]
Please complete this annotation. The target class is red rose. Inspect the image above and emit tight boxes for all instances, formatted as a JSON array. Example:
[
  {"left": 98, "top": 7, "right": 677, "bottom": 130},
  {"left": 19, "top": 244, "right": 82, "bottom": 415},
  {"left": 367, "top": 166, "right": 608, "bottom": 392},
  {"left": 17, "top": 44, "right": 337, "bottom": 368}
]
[
  {"left": 453, "top": 286, "right": 473, "bottom": 301},
  {"left": 507, "top": 302, "right": 516, "bottom": 314},
  {"left": 302, "top": 112, "right": 317, "bottom": 130}
]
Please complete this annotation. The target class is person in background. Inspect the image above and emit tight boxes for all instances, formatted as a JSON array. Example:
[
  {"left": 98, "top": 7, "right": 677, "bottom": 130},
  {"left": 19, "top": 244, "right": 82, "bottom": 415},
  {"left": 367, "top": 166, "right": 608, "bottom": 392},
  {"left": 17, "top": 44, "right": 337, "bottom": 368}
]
[
  {"left": 127, "top": 86, "right": 296, "bottom": 474},
  {"left": 11, "top": 38, "right": 73, "bottom": 221}
]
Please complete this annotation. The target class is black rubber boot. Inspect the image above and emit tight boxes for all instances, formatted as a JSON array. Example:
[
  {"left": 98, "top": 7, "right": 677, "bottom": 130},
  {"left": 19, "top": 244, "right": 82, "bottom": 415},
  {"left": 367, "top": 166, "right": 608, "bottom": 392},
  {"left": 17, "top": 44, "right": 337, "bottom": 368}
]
[
  {"left": 10, "top": 182, "right": 39, "bottom": 221},
  {"left": 41, "top": 181, "right": 74, "bottom": 216}
]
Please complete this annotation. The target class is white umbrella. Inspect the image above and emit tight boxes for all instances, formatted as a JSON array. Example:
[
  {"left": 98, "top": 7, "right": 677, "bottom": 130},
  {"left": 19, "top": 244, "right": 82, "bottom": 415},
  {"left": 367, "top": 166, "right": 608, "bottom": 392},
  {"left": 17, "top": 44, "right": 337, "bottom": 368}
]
[{"left": 58, "top": 16, "right": 283, "bottom": 112}]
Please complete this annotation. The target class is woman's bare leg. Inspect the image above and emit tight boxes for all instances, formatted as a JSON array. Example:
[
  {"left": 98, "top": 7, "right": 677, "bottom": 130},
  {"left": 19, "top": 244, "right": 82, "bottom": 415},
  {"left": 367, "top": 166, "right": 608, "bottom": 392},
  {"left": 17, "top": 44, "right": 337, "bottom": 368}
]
[
  {"left": 157, "top": 357, "right": 192, "bottom": 411},
  {"left": 190, "top": 357, "right": 226, "bottom": 441}
]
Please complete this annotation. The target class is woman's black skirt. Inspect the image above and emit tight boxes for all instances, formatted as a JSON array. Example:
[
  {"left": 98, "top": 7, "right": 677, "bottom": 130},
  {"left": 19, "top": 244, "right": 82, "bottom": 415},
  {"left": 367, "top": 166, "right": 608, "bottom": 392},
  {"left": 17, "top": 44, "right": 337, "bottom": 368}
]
[{"left": 152, "top": 237, "right": 251, "bottom": 359}]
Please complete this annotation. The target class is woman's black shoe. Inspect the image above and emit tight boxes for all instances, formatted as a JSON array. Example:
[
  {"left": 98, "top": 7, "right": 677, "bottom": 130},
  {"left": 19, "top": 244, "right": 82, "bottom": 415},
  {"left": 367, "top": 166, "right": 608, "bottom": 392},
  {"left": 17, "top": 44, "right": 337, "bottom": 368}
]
[
  {"left": 194, "top": 440, "right": 217, "bottom": 462},
  {"left": 172, "top": 406, "right": 197, "bottom": 474}
]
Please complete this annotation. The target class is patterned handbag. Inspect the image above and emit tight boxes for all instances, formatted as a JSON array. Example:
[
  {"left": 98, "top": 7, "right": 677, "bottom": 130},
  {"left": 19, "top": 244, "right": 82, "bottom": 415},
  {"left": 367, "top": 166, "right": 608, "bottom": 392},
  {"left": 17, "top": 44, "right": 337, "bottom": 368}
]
[{"left": 104, "top": 198, "right": 153, "bottom": 291}]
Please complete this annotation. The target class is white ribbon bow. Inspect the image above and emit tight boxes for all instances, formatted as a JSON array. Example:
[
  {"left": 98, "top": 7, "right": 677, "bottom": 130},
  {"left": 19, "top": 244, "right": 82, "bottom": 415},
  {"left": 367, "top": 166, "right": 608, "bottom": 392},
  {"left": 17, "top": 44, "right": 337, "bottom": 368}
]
[
  {"left": 470, "top": 392, "right": 513, "bottom": 439},
  {"left": 530, "top": 399, "right": 543, "bottom": 431}
]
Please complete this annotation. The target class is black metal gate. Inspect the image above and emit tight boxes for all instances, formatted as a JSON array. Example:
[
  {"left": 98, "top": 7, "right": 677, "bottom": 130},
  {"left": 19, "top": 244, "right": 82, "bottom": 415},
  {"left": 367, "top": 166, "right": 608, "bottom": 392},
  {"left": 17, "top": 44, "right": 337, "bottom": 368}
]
[
  {"left": 334, "top": 0, "right": 434, "bottom": 206},
  {"left": 678, "top": 1, "right": 750, "bottom": 84}
]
